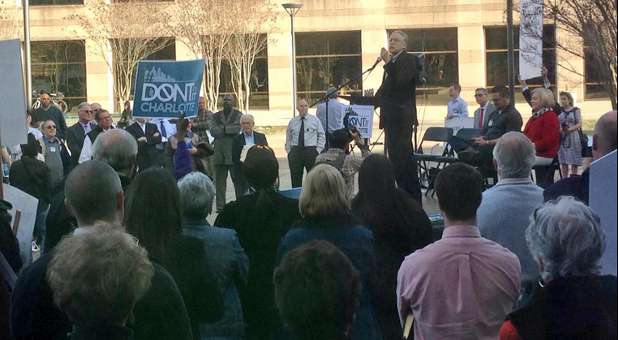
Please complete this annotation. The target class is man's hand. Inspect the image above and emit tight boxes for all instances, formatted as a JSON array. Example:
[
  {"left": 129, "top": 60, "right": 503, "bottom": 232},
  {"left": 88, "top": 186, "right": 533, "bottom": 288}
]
[
  {"left": 542, "top": 66, "right": 548, "bottom": 78},
  {"left": 380, "top": 47, "right": 392, "bottom": 64},
  {"left": 138, "top": 136, "right": 147, "bottom": 143},
  {"left": 350, "top": 129, "right": 363, "bottom": 144},
  {"left": 518, "top": 73, "right": 527, "bottom": 87},
  {"left": 153, "top": 132, "right": 160, "bottom": 137}
]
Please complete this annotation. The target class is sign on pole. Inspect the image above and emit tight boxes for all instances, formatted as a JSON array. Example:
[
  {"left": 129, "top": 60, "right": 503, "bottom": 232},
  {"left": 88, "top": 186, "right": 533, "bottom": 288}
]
[
  {"left": 519, "top": 0, "right": 544, "bottom": 80},
  {"left": 0, "top": 39, "right": 27, "bottom": 147},
  {"left": 132, "top": 59, "right": 205, "bottom": 119},
  {"left": 343, "top": 105, "right": 374, "bottom": 139},
  {"left": 589, "top": 150, "right": 617, "bottom": 276}
]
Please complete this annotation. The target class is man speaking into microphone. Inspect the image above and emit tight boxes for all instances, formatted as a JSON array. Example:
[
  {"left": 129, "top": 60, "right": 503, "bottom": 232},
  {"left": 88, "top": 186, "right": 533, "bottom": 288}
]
[{"left": 375, "top": 30, "right": 422, "bottom": 203}]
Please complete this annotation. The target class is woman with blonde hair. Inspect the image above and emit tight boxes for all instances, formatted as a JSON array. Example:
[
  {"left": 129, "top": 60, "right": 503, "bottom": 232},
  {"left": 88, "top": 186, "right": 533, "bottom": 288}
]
[
  {"left": 277, "top": 164, "right": 382, "bottom": 340},
  {"left": 523, "top": 87, "right": 561, "bottom": 187}
]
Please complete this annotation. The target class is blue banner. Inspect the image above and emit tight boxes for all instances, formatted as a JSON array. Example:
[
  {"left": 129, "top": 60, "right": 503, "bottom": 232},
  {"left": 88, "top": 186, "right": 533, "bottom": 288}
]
[{"left": 133, "top": 59, "right": 205, "bottom": 118}]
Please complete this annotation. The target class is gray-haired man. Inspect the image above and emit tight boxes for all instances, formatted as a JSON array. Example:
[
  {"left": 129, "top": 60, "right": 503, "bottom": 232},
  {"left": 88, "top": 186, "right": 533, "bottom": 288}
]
[{"left": 477, "top": 131, "right": 542, "bottom": 282}]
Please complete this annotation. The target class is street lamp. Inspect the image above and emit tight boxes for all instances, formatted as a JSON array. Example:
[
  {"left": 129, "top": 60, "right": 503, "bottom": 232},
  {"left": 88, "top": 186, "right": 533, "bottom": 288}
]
[{"left": 282, "top": 2, "right": 302, "bottom": 117}]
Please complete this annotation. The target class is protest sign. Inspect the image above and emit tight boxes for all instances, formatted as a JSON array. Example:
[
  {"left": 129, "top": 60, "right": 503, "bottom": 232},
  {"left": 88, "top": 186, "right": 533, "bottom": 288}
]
[
  {"left": 3, "top": 184, "right": 37, "bottom": 265},
  {"left": 519, "top": 0, "right": 544, "bottom": 80},
  {"left": 133, "top": 59, "right": 205, "bottom": 118},
  {"left": 0, "top": 39, "right": 27, "bottom": 147},
  {"left": 343, "top": 105, "right": 374, "bottom": 139},
  {"left": 590, "top": 150, "right": 617, "bottom": 275}
]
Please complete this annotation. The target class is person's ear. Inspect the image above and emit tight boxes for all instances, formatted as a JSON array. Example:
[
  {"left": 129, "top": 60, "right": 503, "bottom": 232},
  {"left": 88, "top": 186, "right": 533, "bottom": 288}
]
[{"left": 592, "top": 134, "right": 599, "bottom": 152}]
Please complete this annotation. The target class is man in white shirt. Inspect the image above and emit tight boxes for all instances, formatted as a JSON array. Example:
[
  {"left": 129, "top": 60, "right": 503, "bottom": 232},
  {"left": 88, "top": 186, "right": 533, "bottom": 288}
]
[
  {"left": 446, "top": 83, "right": 469, "bottom": 120},
  {"left": 285, "top": 98, "right": 326, "bottom": 188},
  {"left": 79, "top": 109, "right": 115, "bottom": 163},
  {"left": 316, "top": 87, "right": 346, "bottom": 141},
  {"left": 473, "top": 88, "right": 496, "bottom": 129}
]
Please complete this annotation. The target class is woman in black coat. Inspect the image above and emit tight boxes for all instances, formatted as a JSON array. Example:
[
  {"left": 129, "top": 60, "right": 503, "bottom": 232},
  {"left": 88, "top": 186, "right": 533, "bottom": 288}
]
[
  {"left": 352, "top": 154, "right": 433, "bottom": 340},
  {"left": 125, "top": 168, "right": 224, "bottom": 339}
]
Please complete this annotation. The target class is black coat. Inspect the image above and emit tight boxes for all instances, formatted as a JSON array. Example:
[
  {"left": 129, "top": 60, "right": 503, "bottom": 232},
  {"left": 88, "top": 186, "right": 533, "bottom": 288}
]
[
  {"left": 9, "top": 156, "right": 52, "bottom": 206},
  {"left": 126, "top": 122, "right": 162, "bottom": 172},
  {"left": 32, "top": 106, "right": 68, "bottom": 139},
  {"left": 232, "top": 132, "right": 268, "bottom": 165},
  {"left": 66, "top": 122, "right": 96, "bottom": 165},
  {"left": 375, "top": 51, "right": 420, "bottom": 128},
  {"left": 508, "top": 275, "right": 617, "bottom": 339},
  {"left": 214, "top": 190, "right": 300, "bottom": 340},
  {"left": 11, "top": 250, "right": 193, "bottom": 340}
]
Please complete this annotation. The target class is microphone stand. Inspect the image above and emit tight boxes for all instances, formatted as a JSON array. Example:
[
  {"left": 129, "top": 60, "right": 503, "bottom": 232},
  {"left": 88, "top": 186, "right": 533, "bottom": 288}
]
[{"left": 309, "top": 61, "right": 381, "bottom": 148}]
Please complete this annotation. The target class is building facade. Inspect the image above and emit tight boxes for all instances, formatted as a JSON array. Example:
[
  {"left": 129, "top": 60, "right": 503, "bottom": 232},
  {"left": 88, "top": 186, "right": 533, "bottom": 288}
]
[{"left": 2, "top": 0, "right": 612, "bottom": 126}]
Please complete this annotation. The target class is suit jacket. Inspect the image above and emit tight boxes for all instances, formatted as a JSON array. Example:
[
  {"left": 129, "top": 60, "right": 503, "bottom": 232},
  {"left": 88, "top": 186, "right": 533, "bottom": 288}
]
[
  {"left": 375, "top": 51, "right": 419, "bottom": 128},
  {"left": 66, "top": 122, "right": 96, "bottom": 165},
  {"left": 232, "top": 131, "right": 268, "bottom": 165},
  {"left": 209, "top": 109, "right": 242, "bottom": 166},
  {"left": 474, "top": 102, "right": 496, "bottom": 129},
  {"left": 126, "top": 122, "right": 162, "bottom": 171}
]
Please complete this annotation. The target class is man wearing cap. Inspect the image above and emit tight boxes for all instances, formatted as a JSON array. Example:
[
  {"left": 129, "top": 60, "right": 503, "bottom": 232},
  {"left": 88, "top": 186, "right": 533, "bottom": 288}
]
[{"left": 316, "top": 87, "right": 347, "bottom": 144}]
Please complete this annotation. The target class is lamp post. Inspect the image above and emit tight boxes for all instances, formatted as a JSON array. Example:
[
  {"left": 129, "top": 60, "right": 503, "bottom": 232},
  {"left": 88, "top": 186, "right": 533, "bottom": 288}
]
[
  {"left": 22, "top": 0, "right": 32, "bottom": 106},
  {"left": 282, "top": 2, "right": 302, "bottom": 117},
  {"left": 506, "top": 0, "right": 515, "bottom": 103}
]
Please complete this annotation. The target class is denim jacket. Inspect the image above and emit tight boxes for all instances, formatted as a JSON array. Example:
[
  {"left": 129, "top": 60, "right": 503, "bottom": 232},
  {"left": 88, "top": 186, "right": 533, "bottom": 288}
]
[{"left": 183, "top": 219, "right": 249, "bottom": 340}]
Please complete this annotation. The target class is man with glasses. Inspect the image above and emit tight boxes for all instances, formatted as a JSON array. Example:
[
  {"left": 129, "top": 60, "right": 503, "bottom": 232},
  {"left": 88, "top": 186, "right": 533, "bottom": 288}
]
[
  {"left": 79, "top": 109, "right": 115, "bottom": 163},
  {"left": 66, "top": 102, "right": 97, "bottom": 165},
  {"left": 31, "top": 91, "right": 68, "bottom": 139},
  {"left": 41, "top": 120, "right": 72, "bottom": 189},
  {"left": 473, "top": 88, "right": 496, "bottom": 130}
]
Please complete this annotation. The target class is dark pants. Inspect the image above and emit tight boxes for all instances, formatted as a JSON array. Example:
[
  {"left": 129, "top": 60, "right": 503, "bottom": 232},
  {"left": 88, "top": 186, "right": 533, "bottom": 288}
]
[
  {"left": 449, "top": 136, "right": 494, "bottom": 167},
  {"left": 215, "top": 164, "right": 242, "bottom": 211},
  {"left": 231, "top": 164, "right": 249, "bottom": 199},
  {"left": 383, "top": 117, "right": 421, "bottom": 203},
  {"left": 288, "top": 146, "right": 318, "bottom": 188},
  {"left": 534, "top": 166, "right": 555, "bottom": 188}
]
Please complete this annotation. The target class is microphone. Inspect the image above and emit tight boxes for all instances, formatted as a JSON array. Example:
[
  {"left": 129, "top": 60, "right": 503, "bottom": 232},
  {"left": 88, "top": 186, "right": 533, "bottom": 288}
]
[{"left": 368, "top": 57, "right": 382, "bottom": 71}]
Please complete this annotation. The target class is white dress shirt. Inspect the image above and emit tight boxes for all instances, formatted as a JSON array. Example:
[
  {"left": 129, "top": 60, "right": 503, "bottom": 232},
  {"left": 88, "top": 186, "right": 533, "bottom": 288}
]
[
  {"left": 285, "top": 114, "right": 326, "bottom": 153},
  {"left": 316, "top": 99, "right": 347, "bottom": 133}
]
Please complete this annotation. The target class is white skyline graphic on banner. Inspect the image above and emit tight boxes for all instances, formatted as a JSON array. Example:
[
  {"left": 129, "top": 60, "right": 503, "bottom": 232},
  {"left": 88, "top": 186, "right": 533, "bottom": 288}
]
[{"left": 144, "top": 67, "right": 177, "bottom": 82}]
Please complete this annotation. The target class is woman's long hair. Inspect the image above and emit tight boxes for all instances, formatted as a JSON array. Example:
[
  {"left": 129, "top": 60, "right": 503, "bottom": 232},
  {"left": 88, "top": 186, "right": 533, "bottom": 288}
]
[{"left": 124, "top": 168, "right": 183, "bottom": 261}]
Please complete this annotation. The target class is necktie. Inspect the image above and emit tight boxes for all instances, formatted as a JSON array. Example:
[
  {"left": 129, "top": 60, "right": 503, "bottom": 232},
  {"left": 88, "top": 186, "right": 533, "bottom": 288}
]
[
  {"left": 159, "top": 120, "right": 167, "bottom": 138},
  {"left": 479, "top": 108, "right": 484, "bottom": 129},
  {"left": 298, "top": 117, "right": 305, "bottom": 148}
]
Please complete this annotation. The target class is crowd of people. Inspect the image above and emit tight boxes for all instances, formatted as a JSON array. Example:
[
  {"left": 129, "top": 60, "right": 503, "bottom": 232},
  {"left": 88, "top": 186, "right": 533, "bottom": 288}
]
[
  {"left": 0, "top": 82, "right": 616, "bottom": 340},
  {"left": 446, "top": 67, "right": 592, "bottom": 189}
]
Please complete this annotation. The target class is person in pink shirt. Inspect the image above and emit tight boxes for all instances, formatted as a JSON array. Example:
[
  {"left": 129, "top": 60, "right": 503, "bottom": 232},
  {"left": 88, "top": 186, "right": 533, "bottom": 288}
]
[{"left": 397, "top": 163, "right": 521, "bottom": 340}]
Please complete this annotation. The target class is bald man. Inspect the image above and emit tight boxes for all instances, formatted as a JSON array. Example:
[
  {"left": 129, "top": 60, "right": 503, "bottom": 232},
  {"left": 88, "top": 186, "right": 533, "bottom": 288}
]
[{"left": 544, "top": 110, "right": 617, "bottom": 204}]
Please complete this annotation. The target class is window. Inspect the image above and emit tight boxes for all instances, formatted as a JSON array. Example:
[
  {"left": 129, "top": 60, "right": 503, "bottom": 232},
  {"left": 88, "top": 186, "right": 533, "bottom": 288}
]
[
  {"left": 584, "top": 33, "right": 609, "bottom": 100},
  {"left": 295, "top": 31, "right": 362, "bottom": 104},
  {"left": 31, "top": 40, "right": 87, "bottom": 113},
  {"left": 390, "top": 28, "right": 458, "bottom": 105},
  {"left": 29, "top": 0, "right": 82, "bottom": 5},
  {"left": 485, "top": 25, "right": 556, "bottom": 102},
  {"left": 218, "top": 37, "right": 270, "bottom": 110}
]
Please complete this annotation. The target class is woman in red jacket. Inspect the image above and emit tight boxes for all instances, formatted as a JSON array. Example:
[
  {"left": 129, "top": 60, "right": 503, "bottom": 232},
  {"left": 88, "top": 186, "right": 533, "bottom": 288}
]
[{"left": 523, "top": 87, "right": 560, "bottom": 187}]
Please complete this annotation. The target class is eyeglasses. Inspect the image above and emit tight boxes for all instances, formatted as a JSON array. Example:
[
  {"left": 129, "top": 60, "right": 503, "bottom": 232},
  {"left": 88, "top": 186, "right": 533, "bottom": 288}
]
[
  {"left": 81, "top": 110, "right": 93, "bottom": 113},
  {"left": 46, "top": 125, "right": 56, "bottom": 130},
  {"left": 474, "top": 94, "right": 485, "bottom": 97}
]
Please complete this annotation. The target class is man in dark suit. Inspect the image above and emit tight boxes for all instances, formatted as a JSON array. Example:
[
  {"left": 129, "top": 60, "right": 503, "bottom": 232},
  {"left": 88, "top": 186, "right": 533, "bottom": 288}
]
[
  {"left": 375, "top": 30, "right": 422, "bottom": 203},
  {"left": 126, "top": 117, "right": 162, "bottom": 172},
  {"left": 232, "top": 114, "right": 268, "bottom": 197},
  {"left": 66, "top": 102, "right": 96, "bottom": 165},
  {"left": 209, "top": 95, "right": 243, "bottom": 211}
]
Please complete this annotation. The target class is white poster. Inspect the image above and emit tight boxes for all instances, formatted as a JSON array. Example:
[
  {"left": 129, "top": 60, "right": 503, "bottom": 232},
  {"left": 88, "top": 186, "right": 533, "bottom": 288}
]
[
  {"left": 3, "top": 184, "right": 38, "bottom": 266},
  {"left": 0, "top": 39, "right": 27, "bottom": 146},
  {"left": 589, "top": 150, "right": 617, "bottom": 276},
  {"left": 519, "top": 0, "right": 544, "bottom": 80},
  {"left": 345, "top": 105, "right": 374, "bottom": 139}
]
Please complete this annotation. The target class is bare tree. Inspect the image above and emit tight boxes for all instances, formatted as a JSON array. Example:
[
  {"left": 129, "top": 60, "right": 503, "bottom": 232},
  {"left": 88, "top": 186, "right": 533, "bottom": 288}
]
[
  {"left": 67, "top": 0, "right": 172, "bottom": 116},
  {"left": 225, "top": 0, "right": 277, "bottom": 112},
  {"left": 519, "top": 0, "right": 617, "bottom": 108},
  {"left": 165, "top": 0, "right": 236, "bottom": 111}
]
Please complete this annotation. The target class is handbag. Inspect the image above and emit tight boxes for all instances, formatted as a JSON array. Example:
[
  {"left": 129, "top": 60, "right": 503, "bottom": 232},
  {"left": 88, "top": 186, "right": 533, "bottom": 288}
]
[{"left": 573, "top": 108, "right": 591, "bottom": 157}]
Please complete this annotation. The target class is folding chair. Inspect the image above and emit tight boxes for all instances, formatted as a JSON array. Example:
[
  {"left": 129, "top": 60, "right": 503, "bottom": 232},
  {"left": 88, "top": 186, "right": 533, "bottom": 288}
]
[
  {"left": 414, "top": 127, "right": 454, "bottom": 196},
  {"left": 455, "top": 128, "right": 483, "bottom": 141}
]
